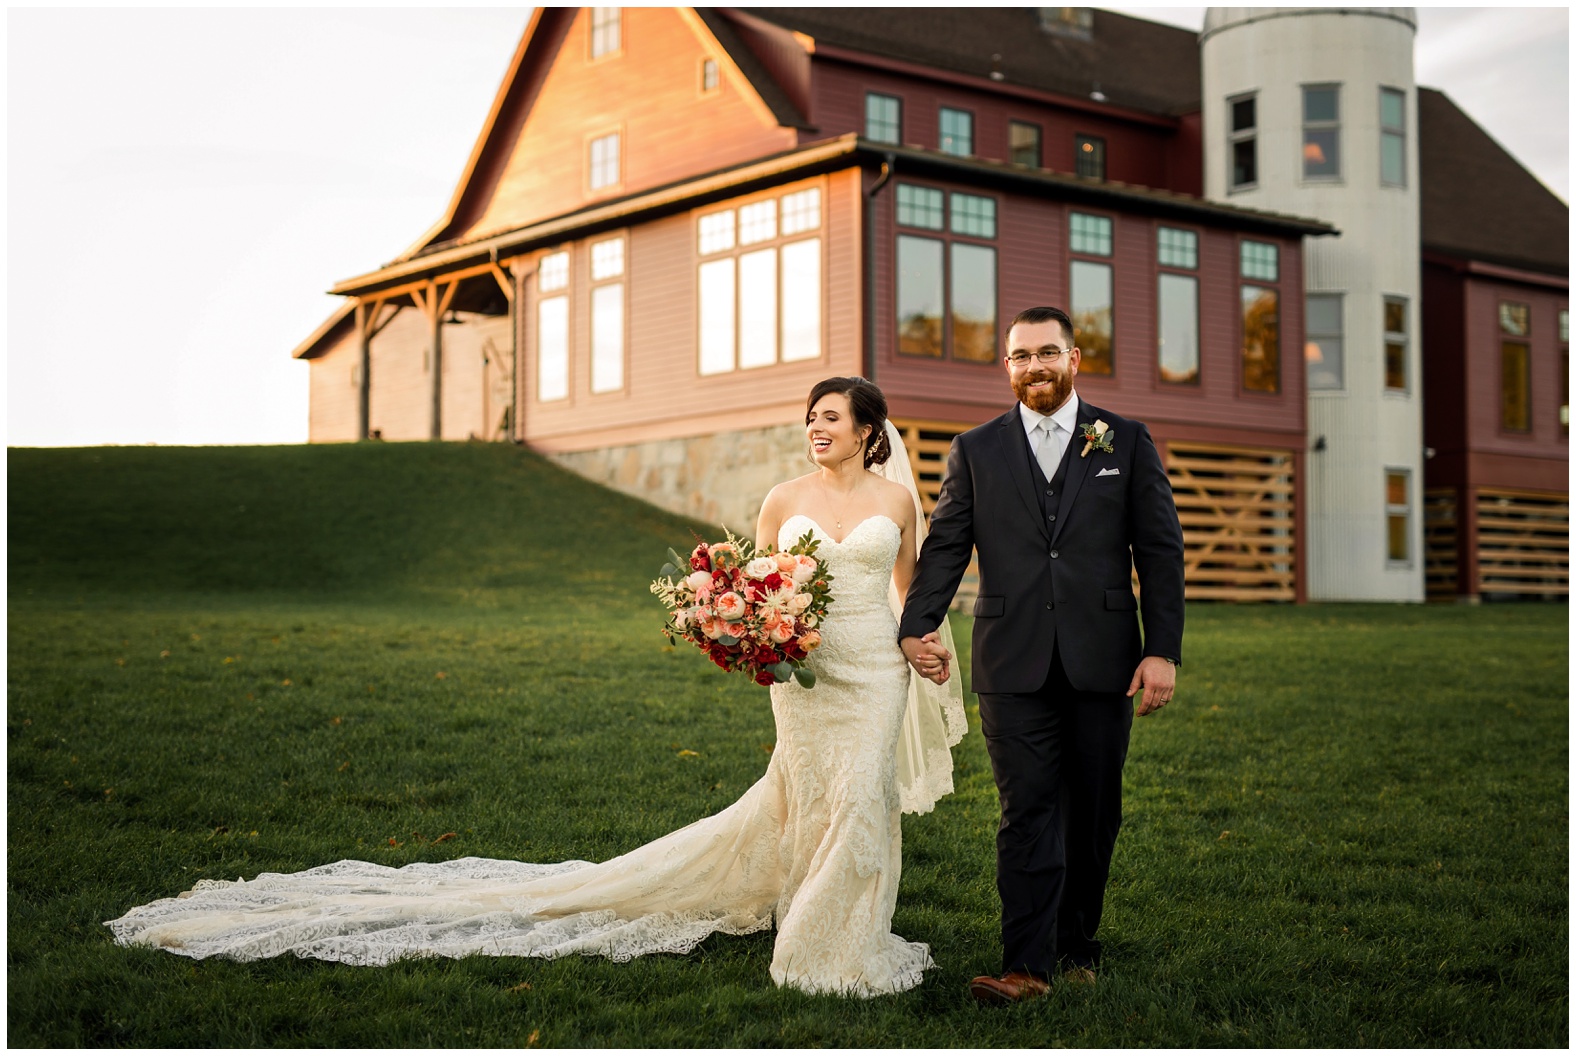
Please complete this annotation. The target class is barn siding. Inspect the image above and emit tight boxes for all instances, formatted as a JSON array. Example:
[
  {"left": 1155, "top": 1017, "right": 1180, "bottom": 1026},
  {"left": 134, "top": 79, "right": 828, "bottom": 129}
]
[
  {"left": 521, "top": 169, "right": 863, "bottom": 454},
  {"left": 808, "top": 60, "right": 1189, "bottom": 192},
  {"left": 462, "top": 7, "right": 796, "bottom": 244}
]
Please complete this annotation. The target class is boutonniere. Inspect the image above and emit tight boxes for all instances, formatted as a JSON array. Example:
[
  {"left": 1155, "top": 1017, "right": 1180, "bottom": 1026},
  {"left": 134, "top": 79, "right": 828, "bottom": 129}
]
[{"left": 1079, "top": 420, "right": 1114, "bottom": 457}]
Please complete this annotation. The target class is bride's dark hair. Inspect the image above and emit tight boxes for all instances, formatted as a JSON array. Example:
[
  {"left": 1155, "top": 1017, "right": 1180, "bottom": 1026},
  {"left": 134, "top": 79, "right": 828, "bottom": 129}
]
[{"left": 805, "top": 377, "right": 892, "bottom": 469}]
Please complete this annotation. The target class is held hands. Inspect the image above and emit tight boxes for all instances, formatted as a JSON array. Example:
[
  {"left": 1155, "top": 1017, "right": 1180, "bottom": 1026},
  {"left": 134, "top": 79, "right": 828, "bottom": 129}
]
[
  {"left": 900, "top": 632, "right": 952, "bottom": 685},
  {"left": 1128, "top": 656, "right": 1177, "bottom": 716}
]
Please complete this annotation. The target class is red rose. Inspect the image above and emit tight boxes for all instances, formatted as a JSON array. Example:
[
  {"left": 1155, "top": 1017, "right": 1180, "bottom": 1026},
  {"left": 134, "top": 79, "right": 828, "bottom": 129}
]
[
  {"left": 763, "top": 572, "right": 783, "bottom": 590},
  {"left": 691, "top": 545, "right": 711, "bottom": 571},
  {"left": 754, "top": 669, "right": 776, "bottom": 687}
]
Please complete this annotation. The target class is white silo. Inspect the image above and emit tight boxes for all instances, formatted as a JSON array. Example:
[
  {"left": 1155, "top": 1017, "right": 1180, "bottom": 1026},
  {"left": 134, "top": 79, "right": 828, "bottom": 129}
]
[{"left": 1202, "top": 7, "right": 1423, "bottom": 602}]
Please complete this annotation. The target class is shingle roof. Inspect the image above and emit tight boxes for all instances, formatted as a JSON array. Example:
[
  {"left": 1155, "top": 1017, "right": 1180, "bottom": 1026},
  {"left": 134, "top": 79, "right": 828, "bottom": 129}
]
[
  {"left": 1418, "top": 87, "right": 1568, "bottom": 276},
  {"left": 735, "top": 7, "right": 1201, "bottom": 116}
]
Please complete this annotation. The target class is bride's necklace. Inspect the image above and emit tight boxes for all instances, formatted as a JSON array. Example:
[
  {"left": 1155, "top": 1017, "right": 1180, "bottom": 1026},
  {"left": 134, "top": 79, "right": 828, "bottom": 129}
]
[{"left": 820, "top": 473, "right": 864, "bottom": 531}]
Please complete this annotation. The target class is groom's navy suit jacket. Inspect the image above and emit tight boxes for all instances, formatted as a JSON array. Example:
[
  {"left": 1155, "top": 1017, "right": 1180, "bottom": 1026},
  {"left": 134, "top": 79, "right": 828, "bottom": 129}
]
[{"left": 899, "top": 400, "right": 1185, "bottom": 696}]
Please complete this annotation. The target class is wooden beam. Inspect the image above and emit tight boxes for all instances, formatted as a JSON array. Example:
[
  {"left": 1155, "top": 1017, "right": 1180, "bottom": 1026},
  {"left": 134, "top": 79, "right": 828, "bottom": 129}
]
[
  {"left": 489, "top": 263, "right": 515, "bottom": 304},
  {"left": 367, "top": 302, "right": 403, "bottom": 341}
]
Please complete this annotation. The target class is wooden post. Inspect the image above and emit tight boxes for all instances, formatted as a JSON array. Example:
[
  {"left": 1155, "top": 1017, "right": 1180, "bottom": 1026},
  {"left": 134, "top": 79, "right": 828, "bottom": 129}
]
[
  {"left": 410, "top": 280, "right": 458, "bottom": 440},
  {"left": 355, "top": 301, "right": 370, "bottom": 439},
  {"left": 490, "top": 261, "right": 517, "bottom": 442}
]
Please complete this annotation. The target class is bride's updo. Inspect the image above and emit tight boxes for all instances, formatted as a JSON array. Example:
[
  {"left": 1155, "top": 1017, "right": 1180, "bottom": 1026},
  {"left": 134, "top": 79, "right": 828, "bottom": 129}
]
[{"left": 806, "top": 376, "right": 893, "bottom": 469}]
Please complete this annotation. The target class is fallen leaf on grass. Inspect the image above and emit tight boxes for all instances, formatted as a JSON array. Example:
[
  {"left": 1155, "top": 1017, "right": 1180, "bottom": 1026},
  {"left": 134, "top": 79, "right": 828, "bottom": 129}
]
[
  {"left": 337, "top": 761, "right": 351, "bottom": 772},
  {"left": 1218, "top": 830, "right": 1231, "bottom": 841},
  {"left": 677, "top": 749, "right": 699, "bottom": 758},
  {"left": 526, "top": 1031, "right": 540, "bottom": 1046},
  {"left": 433, "top": 832, "right": 458, "bottom": 843},
  {"left": 435, "top": 671, "right": 448, "bottom": 680},
  {"left": 330, "top": 716, "right": 343, "bottom": 726},
  {"left": 388, "top": 837, "right": 401, "bottom": 847},
  {"left": 281, "top": 679, "right": 292, "bottom": 687},
  {"left": 506, "top": 981, "right": 533, "bottom": 992},
  {"left": 160, "top": 650, "right": 171, "bottom": 659}
]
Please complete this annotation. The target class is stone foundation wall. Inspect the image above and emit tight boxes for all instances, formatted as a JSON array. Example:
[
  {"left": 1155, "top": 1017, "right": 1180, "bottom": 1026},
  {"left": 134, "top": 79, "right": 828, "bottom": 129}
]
[{"left": 547, "top": 423, "right": 812, "bottom": 540}]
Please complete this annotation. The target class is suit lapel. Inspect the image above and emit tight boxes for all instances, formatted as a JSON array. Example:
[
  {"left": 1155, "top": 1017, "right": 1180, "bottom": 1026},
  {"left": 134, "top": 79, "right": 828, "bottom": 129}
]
[
  {"left": 1050, "top": 403, "right": 1101, "bottom": 546},
  {"left": 997, "top": 408, "right": 1051, "bottom": 543}
]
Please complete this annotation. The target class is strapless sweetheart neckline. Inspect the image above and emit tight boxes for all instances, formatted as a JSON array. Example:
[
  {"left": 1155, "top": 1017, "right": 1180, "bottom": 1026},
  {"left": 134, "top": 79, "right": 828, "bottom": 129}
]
[{"left": 781, "top": 513, "right": 898, "bottom": 546}]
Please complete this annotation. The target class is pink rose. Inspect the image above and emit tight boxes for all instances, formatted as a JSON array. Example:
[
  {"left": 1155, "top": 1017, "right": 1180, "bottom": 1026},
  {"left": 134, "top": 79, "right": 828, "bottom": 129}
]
[
  {"left": 792, "top": 556, "right": 817, "bottom": 584},
  {"left": 767, "top": 616, "right": 795, "bottom": 644},
  {"left": 695, "top": 581, "right": 712, "bottom": 603},
  {"left": 715, "top": 591, "right": 747, "bottom": 621},
  {"left": 724, "top": 621, "right": 747, "bottom": 639},
  {"left": 700, "top": 615, "right": 726, "bottom": 640},
  {"left": 685, "top": 570, "right": 711, "bottom": 591}
]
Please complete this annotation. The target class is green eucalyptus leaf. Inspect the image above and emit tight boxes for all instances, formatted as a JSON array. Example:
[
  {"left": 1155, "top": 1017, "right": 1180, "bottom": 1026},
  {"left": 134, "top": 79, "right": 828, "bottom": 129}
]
[{"left": 792, "top": 667, "right": 817, "bottom": 689}]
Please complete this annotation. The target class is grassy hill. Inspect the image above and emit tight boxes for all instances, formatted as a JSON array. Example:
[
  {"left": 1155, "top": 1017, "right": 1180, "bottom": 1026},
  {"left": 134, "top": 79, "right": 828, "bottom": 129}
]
[{"left": 7, "top": 443, "right": 1568, "bottom": 1047}]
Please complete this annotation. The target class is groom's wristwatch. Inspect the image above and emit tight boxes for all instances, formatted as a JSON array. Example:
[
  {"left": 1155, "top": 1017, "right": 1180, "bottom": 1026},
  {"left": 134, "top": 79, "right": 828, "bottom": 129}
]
[{"left": 1154, "top": 655, "right": 1180, "bottom": 667}]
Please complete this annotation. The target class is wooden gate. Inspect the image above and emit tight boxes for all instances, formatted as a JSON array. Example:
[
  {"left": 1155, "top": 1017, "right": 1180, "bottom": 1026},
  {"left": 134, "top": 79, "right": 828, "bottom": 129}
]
[
  {"left": 1162, "top": 441, "right": 1296, "bottom": 602},
  {"left": 895, "top": 421, "right": 1301, "bottom": 603},
  {"left": 1474, "top": 488, "right": 1568, "bottom": 597}
]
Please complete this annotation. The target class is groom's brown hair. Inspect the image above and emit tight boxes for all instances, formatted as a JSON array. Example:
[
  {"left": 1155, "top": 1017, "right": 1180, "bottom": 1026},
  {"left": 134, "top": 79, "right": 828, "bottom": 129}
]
[{"left": 1006, "top": 306, "right": 1076, "bottom": 348}]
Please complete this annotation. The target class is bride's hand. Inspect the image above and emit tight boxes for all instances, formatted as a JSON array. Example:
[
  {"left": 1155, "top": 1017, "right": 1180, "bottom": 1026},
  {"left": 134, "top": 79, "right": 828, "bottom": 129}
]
[{"left": 901, "top": 632, "right": 951, "bottom": 684}]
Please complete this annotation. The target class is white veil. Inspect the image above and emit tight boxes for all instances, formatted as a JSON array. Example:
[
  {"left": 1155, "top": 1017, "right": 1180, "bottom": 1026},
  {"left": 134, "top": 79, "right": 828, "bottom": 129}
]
[{"left": 875, "top": 419, "right": 968, "bottom": 815}]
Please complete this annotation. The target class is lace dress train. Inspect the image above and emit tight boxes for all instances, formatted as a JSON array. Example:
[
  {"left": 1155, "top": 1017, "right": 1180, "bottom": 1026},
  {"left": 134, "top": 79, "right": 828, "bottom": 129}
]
[{"left": 107, "top": 514, "right": 932, "bottom": 996}]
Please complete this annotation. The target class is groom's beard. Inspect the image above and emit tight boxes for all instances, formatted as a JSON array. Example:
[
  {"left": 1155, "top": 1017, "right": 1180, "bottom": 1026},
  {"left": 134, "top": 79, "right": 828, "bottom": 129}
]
[{"left": 1012, "top": 369, "right": 1073, "bottom": 414}]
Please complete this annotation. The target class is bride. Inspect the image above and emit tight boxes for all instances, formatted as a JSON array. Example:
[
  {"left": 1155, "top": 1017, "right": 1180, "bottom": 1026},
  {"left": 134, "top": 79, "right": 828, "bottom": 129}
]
[{"left": 106, "top": 376, "right": 966, "bottom": 997}]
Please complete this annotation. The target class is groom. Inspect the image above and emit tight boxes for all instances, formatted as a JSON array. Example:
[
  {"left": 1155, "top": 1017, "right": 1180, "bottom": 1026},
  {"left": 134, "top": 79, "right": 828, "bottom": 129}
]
[{"left": 899, "top": 305, "right": 1185, "bottom": 1004}]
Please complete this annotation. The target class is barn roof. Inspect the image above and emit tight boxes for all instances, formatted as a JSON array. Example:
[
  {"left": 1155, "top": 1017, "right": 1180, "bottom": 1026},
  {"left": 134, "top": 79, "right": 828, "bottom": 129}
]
[
  {"left": 734, "top": 7, "right": 1202, "bottom": 117},
  {"left": 1418, "top": 87, "right": 1568, "bottom": 278}
]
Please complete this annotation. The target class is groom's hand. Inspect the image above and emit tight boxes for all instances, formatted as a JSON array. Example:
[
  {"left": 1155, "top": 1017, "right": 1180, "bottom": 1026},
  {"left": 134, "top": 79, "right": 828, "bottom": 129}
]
[
  {"left": 1128, "top": 656, "right": 1176, "bottom": 716},
  {"left": 901, "top": 633, "right": 952, "bottom": 685}
]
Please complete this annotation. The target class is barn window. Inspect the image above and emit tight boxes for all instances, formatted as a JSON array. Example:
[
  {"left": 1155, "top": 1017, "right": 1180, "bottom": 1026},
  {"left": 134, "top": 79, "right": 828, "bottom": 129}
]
[
  {"left": 1075, "top": 135, "right": 1106, "bottom": 180},
  {"left": 1306, "top": 293, "right": 1344, "bottom": 391},
  {"left": 590, "top": 8, "right": 620, "bottom": 59},
  {"left": 939, "top": 107, "right": 973, "bottom": 157},
  {"left": 589, "top": 132, "right": 620, "bottom": 191},
  {"left": 1009, "top": 121, "right": 1041, "bottom": 168},
  {"left": 1229, "top": 93, "right": 1257, "bottom": 191},
  {"left": 1380, "top": 87, "right": 1406, "bottom": 186},
  {"left": 866, "top": 93, "right": 901, "bottom": 144},
  {"left": 697, "top": 186, "right": 823, "bottom": 375},
  {"left": 1157, "top": 227, "right": 1199, "bottom": 385},
  {"left": 536, "top": 250, "right": 571, "bottom": 403},
  {"left": 1385, "top": 470, "right": 1411, "bottom": 564},
  {"left": 701, "top": 58, "right": 719, "bottom": 94},
  {"left": 1302, "top": 84, "right": 1341, "bottom": 180},
  {"left": 896, "top": 186, "right": 996, "bottom": 362},
  {"left": 590, "top": 237, "right": 624, "bottom": 393},
  {"left": 1069, "top": 212, "right": 1113, "bottom": 376},
  {"left": 1384, "top": 296, "right": 1408, "bottom": 392}
]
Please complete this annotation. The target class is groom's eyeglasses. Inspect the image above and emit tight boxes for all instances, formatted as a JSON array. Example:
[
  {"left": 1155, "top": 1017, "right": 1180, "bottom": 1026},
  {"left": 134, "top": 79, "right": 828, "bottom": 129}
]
[{"left": 1007, "top": 349, "right": 1073, "bottom": 366}]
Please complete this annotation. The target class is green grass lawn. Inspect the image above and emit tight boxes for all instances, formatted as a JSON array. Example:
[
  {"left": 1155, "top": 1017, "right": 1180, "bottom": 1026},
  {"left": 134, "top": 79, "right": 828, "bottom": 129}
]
[{"left": 8, "top": 443, "right": 1568, "bottom": 1047}]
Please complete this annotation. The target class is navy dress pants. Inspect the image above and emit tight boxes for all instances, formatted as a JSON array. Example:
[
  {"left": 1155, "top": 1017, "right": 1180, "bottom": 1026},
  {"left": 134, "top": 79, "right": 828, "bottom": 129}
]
[{"left": 977, "top": 646, "right": 1133, "bottom": 978}]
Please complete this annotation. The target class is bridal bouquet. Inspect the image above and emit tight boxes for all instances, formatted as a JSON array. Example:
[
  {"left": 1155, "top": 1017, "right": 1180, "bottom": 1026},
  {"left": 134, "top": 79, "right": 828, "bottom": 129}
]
[{"left": 651, "top": 529, "right": 834, "bottom": 688}]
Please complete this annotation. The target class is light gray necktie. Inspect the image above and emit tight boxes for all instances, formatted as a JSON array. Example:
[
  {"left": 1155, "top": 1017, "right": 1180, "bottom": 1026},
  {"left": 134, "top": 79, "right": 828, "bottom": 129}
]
[{"left": 1033, "top": 419, "right": 1062, "bottom": 482}]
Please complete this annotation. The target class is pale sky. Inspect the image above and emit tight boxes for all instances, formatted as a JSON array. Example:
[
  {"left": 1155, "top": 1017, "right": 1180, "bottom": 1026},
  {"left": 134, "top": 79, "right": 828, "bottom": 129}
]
[{"left": 7, "top": 6, "right": 1569, "bottom": 447}]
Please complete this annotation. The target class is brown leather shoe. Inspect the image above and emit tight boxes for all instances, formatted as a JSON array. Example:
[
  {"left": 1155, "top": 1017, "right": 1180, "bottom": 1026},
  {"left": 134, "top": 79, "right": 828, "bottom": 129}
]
[{"left": 969, "top": 971, "right": 1051, "bottom": 1005}]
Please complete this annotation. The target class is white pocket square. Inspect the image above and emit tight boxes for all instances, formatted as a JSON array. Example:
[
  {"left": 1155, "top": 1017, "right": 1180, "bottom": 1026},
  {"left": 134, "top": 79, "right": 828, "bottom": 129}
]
[{"left": 1096, "top": 467, "right": 1121, "bottom": 477}]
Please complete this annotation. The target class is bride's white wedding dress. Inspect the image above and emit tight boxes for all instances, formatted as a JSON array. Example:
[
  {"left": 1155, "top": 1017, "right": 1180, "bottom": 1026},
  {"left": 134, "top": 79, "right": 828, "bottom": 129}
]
[{"left": 107, "top": 513, "right": 934, "bottom": 996}]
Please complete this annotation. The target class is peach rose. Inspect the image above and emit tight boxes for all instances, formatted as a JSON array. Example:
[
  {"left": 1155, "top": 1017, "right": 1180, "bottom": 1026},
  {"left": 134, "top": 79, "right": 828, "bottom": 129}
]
[
  {"left": 724, "top": 621, "right": 747, "bottom": 639},
  {"left": 767, "top": 616, "right": 795, "bottom": 644},
  {"left": 788, "top": 593, "right": 812, "bottom": 614},
  {"left": 798, "top": 629, "right": 823, "bottom": 651},
  {"left": 773, "top": 552, "right": 798, "bottom": 574},
  {"left": 715, "top": 591, "right": 747, "bottom": 621},
  {"left": 700, "top": 615, "right": 726, "bottom": 640},
  {"left": 685, "top": 570, "right": 711, "bottom": 591}
]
